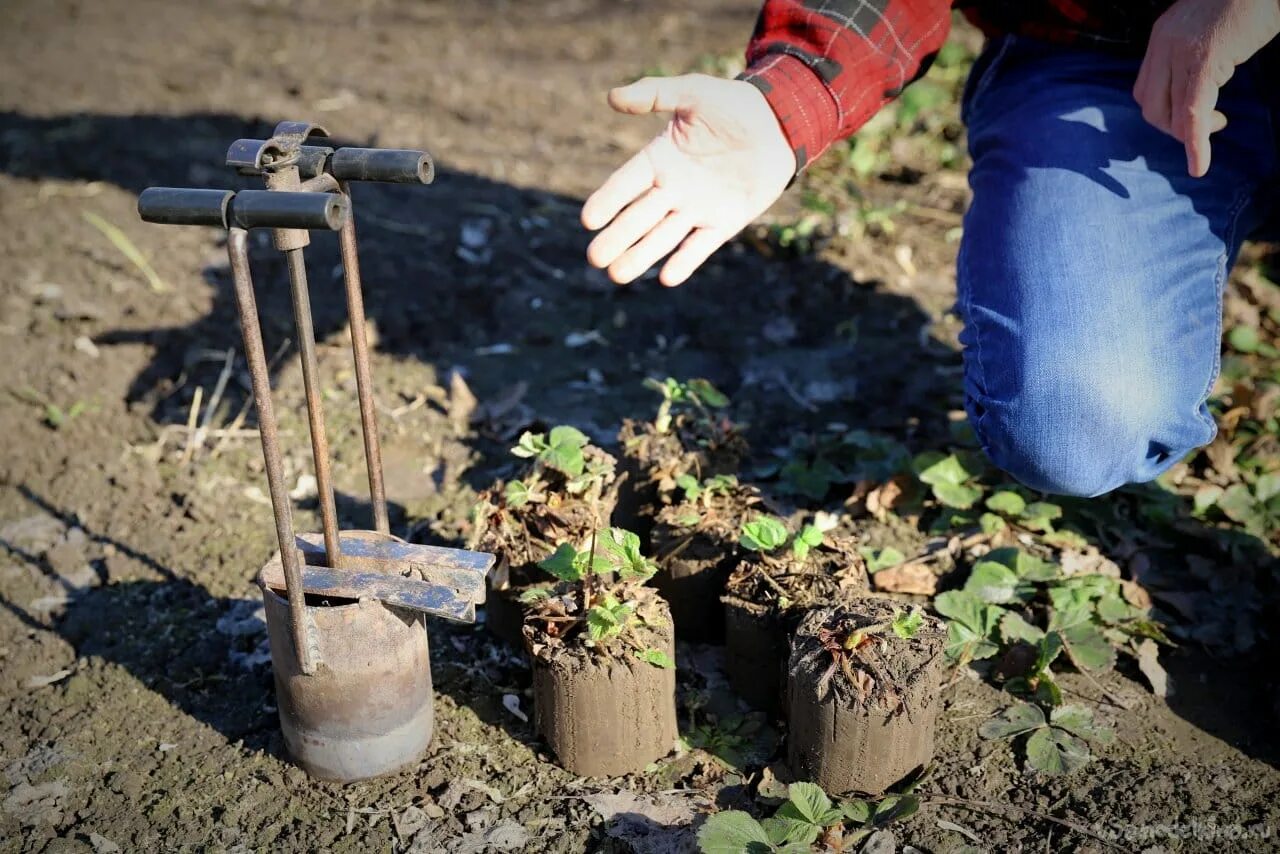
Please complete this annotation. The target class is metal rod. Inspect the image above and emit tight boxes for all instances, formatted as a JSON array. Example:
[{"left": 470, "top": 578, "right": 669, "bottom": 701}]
[
  {"left": 227, "top": 229, "right": 315, "bottom": 674},
  {"left": 337, "top": 181, "right": 390, "bottom": 535},
  {"left": 284, "top": 248, "right": 344, "bottom": 566}
]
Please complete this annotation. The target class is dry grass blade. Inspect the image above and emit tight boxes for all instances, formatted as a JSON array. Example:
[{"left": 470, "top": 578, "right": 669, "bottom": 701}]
[{"left": 82, "top": 210, "right": 168, "bottom": 292}]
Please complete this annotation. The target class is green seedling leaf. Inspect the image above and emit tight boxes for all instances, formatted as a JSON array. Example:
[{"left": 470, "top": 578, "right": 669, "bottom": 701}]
[
  {"left": 1020, "top": 502, "right": 1063, "bottom": 532},
  {"left": 697, "top": 811, "right": 773, "bottom": 854},
  {"left": 840, "top": 799, "right": 872, "bottom": 824},
  {"left": 517, "top": 586, "right": 553, "bottom": 604},
  {"left": 505, "top": 480, "right": 532, "bottom": 507},
  {"left": 538, "top": 543, "right": 584, "bottom": 582},
  {"left": 1013, "top": 552, "right": 1061, "bottom": 582},
  {"left": 546, "top": 425, "right": 588, "bottom": 477},
  {"left": 676, "top": 473, "right": 701, "bottom": 501},
  {"left": 602, "top": 527, "right": 658, "bottom": 581},
  {"left": 1228, "top": 324, "right": 1260, "bottom": 354},
  {"left": 511, "top": 430, "right": 547, "bottom": 459},
  {"left": 980, "top": 512, "right": 1007, "bottom": 534},
  {"left": 871, "top": 794, "right": 920, "bottom": 826},
  {"left": 892, "top": 608, "right": 924, "bottom": 639},
  {"left": 986, "top": 490, "right": 1026, "bottom": 516},
  {"left": 978, "top": 702, "right": 1046, "bottom": 740},
  {"left": 859, "top": 546, "right": 905, "bottom": 573},
  {"left": 1256, "top": 471, "right": 1280, "bottom": 504},
  {"left": 761, "top": 817, "right": 820, "bottom": 847},
  {"left": 916, "top": 453, "right": 975, "bottom": 487},
  {"left": 935, "top": 590, "right": 1003, "bottom": 662},
  {"left": 931, "top": 480, "right": 983, "bottom": 509},
  {"left": 792, "top": 524, "right": 824, "bottom": 561},
  {"left": 964, "top": 560, "right": 1020, "bottom": 604},
  {"left": 1025, "top": 726, "right": 1091, "bottom": 775},
  {"left": 1050, "top": 705, "right": 1113, "bottom": 743},
  {"left": 635, "top": 647, "right": 675, "bottom": 669},
  {"left": 1095, "top": 593, "right": 1136, "bottom": 624},
  {"left": 740, "top": 516, "right": 789, "bottom": 552},
  {"left": 686, "top": 378, "right": 729, "bottom": 408},
  {"left": 777, "top": 782, "right": 842, "bottom": 828},
  {"left": 1000, "top": 611, "right": 1045, "bottom": 644},
  {"left": 1060, "top": 623, "right": 1116, "bottom": 671}
]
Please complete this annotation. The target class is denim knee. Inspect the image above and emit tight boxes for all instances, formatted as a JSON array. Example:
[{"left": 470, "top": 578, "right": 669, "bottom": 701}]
[{"left": 965, "top": 367, "right": 1211, "bottom": 498}]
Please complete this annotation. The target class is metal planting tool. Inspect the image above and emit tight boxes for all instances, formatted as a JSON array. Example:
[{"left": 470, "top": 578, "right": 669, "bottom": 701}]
[{"left": 138, "top": 122, "right": 491, "bottom": 676}]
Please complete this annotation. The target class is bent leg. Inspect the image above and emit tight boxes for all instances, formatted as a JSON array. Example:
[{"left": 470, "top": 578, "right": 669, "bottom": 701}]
[{"left": 957, "top": 38, "right": 1277, "bottom": 497}]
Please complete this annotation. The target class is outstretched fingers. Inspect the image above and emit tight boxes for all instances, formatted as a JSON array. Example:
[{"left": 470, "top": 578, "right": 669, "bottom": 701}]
[
  {"left": 586, "top": 186, "right": 673, "bottom": 271},
  {"left": 659, "top": 227, "right": 730, "bottom": 287},
  {"left": 608, "top": 212, "right": 694, "bottom": 284},
  {"left": 581, "top": 148, "right": 657, "bottom": 232}
]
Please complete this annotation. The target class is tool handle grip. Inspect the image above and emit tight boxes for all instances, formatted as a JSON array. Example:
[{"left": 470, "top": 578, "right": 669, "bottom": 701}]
[
  {"left": 331, "top": 147, "right": 434, "bottom": 184},
  {"left": 138, "top": 189, "right": 348, "bottom": 231},
  {"left": 229, "top": 190, "right": 348, "bottom": 231},
  {"left": 138, "top": 188, "right": 233, "bottom": 226}
]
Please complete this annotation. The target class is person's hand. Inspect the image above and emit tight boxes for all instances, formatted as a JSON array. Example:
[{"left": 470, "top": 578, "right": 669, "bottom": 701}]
[
  {"left": 582, "top": 74, "right": 794, "bottom": 286},
  {"left": 1133, "top": 0, "right": 1280, "bottom": 177}
]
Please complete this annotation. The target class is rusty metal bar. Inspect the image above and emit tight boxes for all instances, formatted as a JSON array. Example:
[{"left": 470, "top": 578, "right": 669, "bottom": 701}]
[
  {"left": 227, "top": 228, "right": 315, "bottom": 675},
  {"left": 336, "top": 181, "right": 390, "bottom": 535},
  {"left": 283, "top": 248, "right": 343, "bottom": 567}
]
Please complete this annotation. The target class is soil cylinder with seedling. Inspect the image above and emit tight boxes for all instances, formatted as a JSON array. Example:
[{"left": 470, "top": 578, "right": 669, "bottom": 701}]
[
  {"left": 614, "top": 377, "right": 746, "bottom": 541},
  {"left": 721, "top": 514, "right": 868, "bottom": 716},
  {"left": 522, "top": 528, "right": 678, "bottom": 776},
  {"left": 470, "top": 425, "right": 620, "bottom": 647},
  {"left": 650, "top": 478, "right": 765, "bottom": 642},
  {"left": 787, "top": 599, "right": 946, "bottom": 795}
]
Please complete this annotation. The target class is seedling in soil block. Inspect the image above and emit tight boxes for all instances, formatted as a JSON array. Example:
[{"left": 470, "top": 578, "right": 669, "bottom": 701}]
[
  {"left": 649, "top": 480, "right": 769, "bottom": 642},
  {"left": 615, "top": 377, "right": 746, "bottom": 537},
  {"left": 722, "top": 514, "right": 867, "bottom": 714},
  {"left": 787, "top": 600, "right": 946, "bottom": 795},
  {"left": 696, "top": 781, "right": 920, "bottom": 853},
  {"left": 470, "top": 425, "right": 620, "bottom": 645},
  {"left": 979, "top": 701, "right": 1113, "bottom": 775},
  {"left": 522, "top": 528, "right": 678, "bottom": 776}
]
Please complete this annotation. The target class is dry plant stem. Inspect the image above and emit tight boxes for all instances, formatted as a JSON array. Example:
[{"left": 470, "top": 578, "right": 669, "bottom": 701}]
[{"left": 922, "top": 796, "right": 1133, "bottom": 853}]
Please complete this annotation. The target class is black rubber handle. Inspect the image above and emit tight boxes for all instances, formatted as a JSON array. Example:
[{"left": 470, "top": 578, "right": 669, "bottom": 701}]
[
  {"left": 330, "top": 147, "right": 434, "bottom": 184},
  {"left": 138, "top": 188, "right": 233, "bottom": 227},
  {"left": 228, "top": 190, "right": 348, "bottom": 231},
  {"left": 138, "top": 188, "right": 347, "bottom": 231}
]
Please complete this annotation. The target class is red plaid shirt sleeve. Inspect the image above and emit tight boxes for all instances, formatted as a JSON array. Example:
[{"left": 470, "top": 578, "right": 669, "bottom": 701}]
[{"left": 741, "top": 0, "right": 953, "bottom": 171}]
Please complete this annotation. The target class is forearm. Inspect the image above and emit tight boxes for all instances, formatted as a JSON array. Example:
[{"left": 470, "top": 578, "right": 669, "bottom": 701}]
[{"left": 740, "top": 0, "right": 953, "bottom": 172}]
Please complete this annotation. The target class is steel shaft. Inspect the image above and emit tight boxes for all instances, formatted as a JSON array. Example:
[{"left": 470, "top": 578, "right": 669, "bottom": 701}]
[
  {"left": 284, "top": 248, "right": 343, "bottom": 567},
  {"left": 227, "top": 229, "right": 316, "bottom": 674},
  {"left": 337, "top": 183, "right": 390, "bottom": 535}
]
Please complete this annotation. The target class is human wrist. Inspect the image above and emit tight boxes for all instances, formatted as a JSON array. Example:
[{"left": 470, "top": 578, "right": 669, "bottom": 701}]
[{"left": 739, "top": 55, "right": 840, "bottom": 174}]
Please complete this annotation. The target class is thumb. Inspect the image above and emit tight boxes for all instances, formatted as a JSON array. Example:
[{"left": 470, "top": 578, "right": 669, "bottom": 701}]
[{"left": 608, "top": 74, "right": 704, "bottom": 115}]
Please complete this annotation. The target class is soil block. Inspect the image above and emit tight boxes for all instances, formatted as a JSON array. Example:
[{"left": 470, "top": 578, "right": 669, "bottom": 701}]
[
  {"left": 786, "top": 600, "right": 946, "bottom": 795},
  {"left": 527, "top": 592, "right": 678, "bottom": 776},
  {"left": 650, "top": 485, "right": 766, "bottom": 642},
  {"left": 722, "top": 534, "right": 868, "bottom": 717},
  {"left": 470, "top": 445, "right": 621, "bottom": 647}
]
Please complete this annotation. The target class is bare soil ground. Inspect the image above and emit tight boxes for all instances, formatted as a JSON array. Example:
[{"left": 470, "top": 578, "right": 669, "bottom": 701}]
[{"left": 1, "top": 1, "right": 1277, "bottom": 852}]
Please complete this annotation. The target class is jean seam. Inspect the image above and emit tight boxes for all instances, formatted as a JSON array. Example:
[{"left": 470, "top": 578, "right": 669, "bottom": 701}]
[
  {"left": 962, "top": 35, "right": 1015, "bottom": 128},
  {"left": 1196, "top": 187, "right": 1252, "bottom": 437},
  {"left": 959, "top": 229, "right": 996, "bottom": 459}
]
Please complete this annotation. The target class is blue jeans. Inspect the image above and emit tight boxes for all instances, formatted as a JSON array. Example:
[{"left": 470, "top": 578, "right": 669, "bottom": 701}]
[{"left": 957, "top": 36, "right": 1280, "bottom": 498}]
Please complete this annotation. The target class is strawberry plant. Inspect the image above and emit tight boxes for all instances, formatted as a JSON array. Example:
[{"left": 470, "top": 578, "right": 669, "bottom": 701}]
[
  {"left": 697, "top": 782, "right": 920, "bottom": 853},
  {"left": 507, "top": 425, "right": 615, "bottom": 501},
  {"left": 933, "top": 548, "right": 1167, "bottom": 705},
  {"left": 979, "top": 701, "right": 1113, "bottom": 775},
  {"left": 523, "top": 528, "right": 673, "bottom": 668},
  {"left": 729, "top": 513, "right": 862, "bottom": 613}
]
